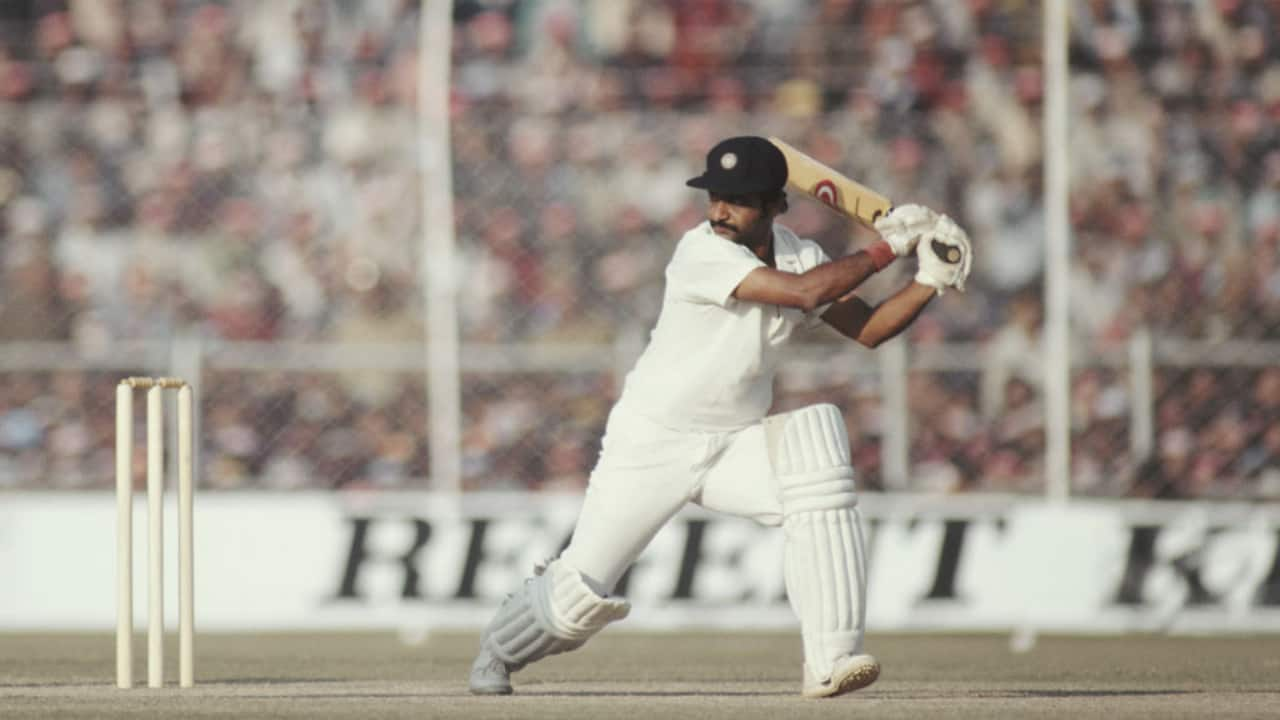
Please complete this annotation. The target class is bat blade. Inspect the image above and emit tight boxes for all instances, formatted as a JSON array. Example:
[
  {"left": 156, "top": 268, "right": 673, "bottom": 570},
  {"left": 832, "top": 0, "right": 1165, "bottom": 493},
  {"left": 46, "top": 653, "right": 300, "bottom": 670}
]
[{"left": 768, "top": 136, "right": 893, "bottom": 228}]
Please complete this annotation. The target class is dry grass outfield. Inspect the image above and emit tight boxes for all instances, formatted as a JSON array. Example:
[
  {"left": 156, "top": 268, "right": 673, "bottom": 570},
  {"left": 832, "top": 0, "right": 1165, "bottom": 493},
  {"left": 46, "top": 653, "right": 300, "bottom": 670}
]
[{"left": 2, "top": 631, "right": 1278, "bottom": 719}]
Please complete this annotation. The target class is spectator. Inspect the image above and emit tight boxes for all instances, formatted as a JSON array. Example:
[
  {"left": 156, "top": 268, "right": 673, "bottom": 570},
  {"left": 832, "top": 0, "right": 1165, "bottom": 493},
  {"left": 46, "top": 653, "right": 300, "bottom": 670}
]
[{"left": 0, "top": 1, "right": 1276, "bottom": 496}]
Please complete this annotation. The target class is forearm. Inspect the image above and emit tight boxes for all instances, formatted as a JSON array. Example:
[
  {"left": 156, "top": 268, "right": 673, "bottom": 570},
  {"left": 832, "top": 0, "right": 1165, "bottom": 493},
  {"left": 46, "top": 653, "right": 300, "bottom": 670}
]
[
  {"left": 734, "top": 241, "right": 897, "bottom": 311},
  {"left": 798, "top": 244, "right": 894, "bottom": 309},
  {"left": 856, "top": 282, "right": 936, "bottom": 347}
]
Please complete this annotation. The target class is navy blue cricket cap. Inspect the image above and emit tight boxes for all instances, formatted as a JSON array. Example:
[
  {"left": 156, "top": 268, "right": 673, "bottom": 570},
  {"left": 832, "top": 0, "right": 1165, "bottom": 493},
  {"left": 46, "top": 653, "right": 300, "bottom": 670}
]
[{"left": 686, "top": 136, "right": 788, "bottom": 196}]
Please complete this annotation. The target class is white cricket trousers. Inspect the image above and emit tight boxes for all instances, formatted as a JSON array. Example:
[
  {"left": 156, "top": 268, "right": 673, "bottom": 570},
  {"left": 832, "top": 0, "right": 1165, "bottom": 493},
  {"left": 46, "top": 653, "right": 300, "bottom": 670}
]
[{"left": 562, "top": 405, "right": 789, "bottom": 593}]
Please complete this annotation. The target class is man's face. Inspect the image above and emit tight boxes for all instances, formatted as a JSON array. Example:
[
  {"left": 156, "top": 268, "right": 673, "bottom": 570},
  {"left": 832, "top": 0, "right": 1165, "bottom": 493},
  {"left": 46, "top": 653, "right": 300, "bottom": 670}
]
[{"left": 706, "top": 192, "right": 777, "bottom": 246}]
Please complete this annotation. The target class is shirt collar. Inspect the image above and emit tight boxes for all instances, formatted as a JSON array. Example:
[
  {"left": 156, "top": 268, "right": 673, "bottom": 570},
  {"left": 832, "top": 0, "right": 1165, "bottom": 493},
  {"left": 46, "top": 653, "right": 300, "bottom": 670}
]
[
  {"left": 771, "top": 224, "right": 801, "bottom": 272},
  {"left": 697, "top": 221, "right": 800, "bottom": 272}
]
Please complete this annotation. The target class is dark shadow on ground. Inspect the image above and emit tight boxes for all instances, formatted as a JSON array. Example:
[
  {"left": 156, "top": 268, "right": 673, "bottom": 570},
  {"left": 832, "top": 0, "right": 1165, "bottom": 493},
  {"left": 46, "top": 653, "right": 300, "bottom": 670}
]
[
  {"left": 885, "top": 689, "right": 1202, "bottom": 699},
  {"left": 206, "top": 678, "right": 349, "bottom": 685},
  {"left": 519, "top": 688, "right": 1203, "bottom": 699},
  {"left": 519, "top": 690, "right": 795, "bottom": 697}
]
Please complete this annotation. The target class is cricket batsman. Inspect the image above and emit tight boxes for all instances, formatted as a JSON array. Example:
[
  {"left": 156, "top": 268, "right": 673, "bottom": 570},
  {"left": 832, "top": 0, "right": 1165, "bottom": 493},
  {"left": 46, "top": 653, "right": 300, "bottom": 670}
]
[{"left": 469, "top": 136, "right": 973, "bottom": 698}]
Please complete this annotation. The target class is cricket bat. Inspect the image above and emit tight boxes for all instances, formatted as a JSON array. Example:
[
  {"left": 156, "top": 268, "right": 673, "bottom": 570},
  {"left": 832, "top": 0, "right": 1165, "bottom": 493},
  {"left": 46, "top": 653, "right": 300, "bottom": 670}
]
[
  {"left": 768, "top": 136, "right": 960, "bottom": 263},
  {"left": 769, "top": 136, "right": 892, "bottom": 228}
]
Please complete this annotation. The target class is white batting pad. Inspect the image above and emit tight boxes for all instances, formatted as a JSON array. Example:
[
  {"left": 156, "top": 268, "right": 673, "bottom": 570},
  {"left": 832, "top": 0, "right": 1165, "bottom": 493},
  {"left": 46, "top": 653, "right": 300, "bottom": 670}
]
[
  {"left": 764, "top": 403, "right": 859, "bottom": 514},
  {"left": 483, "top": 558, "right": 630, "bottom": 670},
  {"left": 765, "top": 404, "right": 869, "bottom": 679}
]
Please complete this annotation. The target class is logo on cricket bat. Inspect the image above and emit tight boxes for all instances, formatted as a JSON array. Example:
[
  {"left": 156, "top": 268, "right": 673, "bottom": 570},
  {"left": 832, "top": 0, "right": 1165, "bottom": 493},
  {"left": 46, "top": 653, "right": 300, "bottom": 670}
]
[{"left": 813, "top": 180, "right": 840, "bottom": 209}]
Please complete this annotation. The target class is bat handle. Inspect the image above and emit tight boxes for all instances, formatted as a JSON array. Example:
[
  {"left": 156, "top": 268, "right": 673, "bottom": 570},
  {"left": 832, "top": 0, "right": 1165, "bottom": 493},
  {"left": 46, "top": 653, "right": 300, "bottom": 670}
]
[{"left": 931, "top": 238, "right": 962, "bottom": 264}]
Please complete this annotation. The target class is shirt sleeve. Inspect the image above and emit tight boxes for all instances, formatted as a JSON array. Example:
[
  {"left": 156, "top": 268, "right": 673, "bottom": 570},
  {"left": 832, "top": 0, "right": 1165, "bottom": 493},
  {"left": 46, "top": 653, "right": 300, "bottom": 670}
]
[{"left": 666, "top": 232, "right": 766, "bottom": 307}]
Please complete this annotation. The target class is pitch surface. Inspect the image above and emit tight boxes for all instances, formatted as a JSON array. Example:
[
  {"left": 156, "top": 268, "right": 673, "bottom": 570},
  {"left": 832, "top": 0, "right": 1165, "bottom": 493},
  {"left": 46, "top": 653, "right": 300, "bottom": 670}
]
[{"left": 2, "top": 632, "right": 1276, "bottom": 719}]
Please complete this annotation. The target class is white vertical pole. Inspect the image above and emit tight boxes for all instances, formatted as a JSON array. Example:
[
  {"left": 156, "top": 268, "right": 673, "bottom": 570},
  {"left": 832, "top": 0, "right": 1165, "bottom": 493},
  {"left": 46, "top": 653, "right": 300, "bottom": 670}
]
[
  {"left": 878, "top": 339, "right": 910, "bottom": 490},
  {"left": 420, "top": 0, "right": 463, "bottom": 493},
  {"left": 1043, "top": 0, "right": 1072, "bottom": 502},
  {"left": 177, "top": 384, "right": 194, "bottom": 688},
  {"left": 146, "top": 386, "right": 164, "bottom": 688},
  {"left": 1129, "top": 327, "right": 1154, "bottom": 461},
  {"left": 115, "top": 383, "right": 133, "bottom": 689}
]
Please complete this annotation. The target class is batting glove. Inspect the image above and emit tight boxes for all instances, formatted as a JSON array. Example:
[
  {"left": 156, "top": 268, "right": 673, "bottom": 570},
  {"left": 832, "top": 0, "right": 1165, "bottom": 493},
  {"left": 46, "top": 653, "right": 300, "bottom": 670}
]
[
  {"left": 873, "top": 203, "right": 939, "bottom": 257},
  {"left": 914, "top": 215, "right": 973, "bottom": 294}
]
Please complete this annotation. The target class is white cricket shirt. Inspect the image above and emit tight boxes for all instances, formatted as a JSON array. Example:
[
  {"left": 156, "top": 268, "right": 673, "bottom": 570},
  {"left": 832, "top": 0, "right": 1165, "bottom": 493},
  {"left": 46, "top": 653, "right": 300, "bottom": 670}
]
[{"left": 613, "top": 221, "right": 832, "bottom": 431}]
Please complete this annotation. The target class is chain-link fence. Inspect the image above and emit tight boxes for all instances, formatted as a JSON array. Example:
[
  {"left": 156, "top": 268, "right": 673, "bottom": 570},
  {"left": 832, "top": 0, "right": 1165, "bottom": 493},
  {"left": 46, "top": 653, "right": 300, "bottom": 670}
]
[
  {"left": 1058, "top": 0, "right": 1280, "bottom": 500},
  {"left": 1, "top": 1, "right": 1277, "bottom": 498}
]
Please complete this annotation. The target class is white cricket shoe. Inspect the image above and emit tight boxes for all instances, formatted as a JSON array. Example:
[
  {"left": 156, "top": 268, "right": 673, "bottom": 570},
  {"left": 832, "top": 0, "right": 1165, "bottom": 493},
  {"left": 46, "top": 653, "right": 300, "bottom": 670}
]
[
  {"left": 468, "top": 646, "right": 513, "bottom": 695},
  {"left": 801, "top": 653, "right": 880, "bottom": 699}
]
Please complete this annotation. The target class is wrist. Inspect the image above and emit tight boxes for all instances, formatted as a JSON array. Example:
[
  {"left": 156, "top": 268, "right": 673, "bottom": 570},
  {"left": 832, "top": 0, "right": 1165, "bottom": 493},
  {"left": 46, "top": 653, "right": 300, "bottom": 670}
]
[
  {"left": 913, "top": 269, "right": 945, "bottom": 295},
  {"left": 866, "top": 240, "right": 896, "bottom": 270}
]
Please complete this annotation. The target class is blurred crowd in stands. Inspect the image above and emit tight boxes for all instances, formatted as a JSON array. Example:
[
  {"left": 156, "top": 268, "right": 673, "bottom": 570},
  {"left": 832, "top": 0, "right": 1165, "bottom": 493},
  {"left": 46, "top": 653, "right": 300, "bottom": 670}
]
[{"left": 0, "top": 0, "right": 1277, "bottom": 498}]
